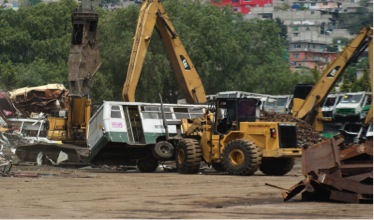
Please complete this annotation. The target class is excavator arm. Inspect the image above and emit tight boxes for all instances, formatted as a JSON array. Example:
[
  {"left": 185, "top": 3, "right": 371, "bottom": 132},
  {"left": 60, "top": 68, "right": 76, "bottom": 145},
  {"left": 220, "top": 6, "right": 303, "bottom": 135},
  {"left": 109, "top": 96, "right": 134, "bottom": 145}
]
[
  {"left": 122, "top": 0, "right": 206, "bottom": 104},
  {"left": 293, "top": 27, "right": 373, "bottom": 130},
  {"left": 364, "top": 34, "right": 373, "bottom": 125},
  {"left": 65, "top": 0, "right": 101, "bottom": 141}
]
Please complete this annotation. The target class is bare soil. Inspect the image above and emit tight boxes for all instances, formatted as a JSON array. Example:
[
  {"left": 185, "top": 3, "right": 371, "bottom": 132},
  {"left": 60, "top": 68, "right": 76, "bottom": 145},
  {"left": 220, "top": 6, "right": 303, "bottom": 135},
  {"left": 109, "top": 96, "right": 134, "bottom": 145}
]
[{"left": 0, "top": 159, "right": 372, "bottom": 219}]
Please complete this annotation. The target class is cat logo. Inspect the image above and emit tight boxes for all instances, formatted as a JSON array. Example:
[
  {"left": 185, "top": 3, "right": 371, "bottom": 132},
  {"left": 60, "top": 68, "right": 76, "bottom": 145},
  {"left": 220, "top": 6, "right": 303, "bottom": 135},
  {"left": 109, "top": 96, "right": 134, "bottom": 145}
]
[
  {"left": 327, "top": 66, "right": 340, "bottom": 77},
  {"left": 180, "top": 55, "right": 191, "bottom": 70}
]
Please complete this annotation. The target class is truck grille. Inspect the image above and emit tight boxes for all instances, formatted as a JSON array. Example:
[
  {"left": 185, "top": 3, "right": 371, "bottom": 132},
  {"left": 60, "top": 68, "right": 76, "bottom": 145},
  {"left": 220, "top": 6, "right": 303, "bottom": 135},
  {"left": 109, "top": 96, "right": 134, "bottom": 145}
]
[
  {"left": 322, "top": 111, "right": 333, "bottom": 118},
  {"left": 336, "top": 108, "right": 355, "bottom": 115},
  {"left": 278, "top": 124, "right": 297, "bottom": 148}
]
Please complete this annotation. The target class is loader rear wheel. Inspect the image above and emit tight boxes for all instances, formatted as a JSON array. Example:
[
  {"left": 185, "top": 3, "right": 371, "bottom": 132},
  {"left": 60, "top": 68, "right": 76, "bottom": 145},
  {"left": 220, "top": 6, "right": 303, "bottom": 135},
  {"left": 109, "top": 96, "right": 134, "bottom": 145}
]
[
  {"left": 222, "top": 139, "right": 262, "bottom": 176},
  {"left": 137, "top": 156, "right": 159, "bottom": 173},
  {"left": 260, "top": 157, "right": 295, "bottom": 176},
  {"left": 176, "top": 138, "right": 202, "bottom": 174}
]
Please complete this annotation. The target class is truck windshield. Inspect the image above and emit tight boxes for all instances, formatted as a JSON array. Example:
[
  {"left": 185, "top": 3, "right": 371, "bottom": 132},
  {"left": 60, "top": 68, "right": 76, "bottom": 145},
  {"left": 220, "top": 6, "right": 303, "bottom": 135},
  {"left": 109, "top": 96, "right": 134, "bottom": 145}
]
[
  {"left": 341, "top": 94, "right": 362, "bottom": 103},
  {"left": 266, "top": 99, "right": 276, "bottom": 107},
  {"left": 323, "top": 97, "right": 336, "bottom": 107},
  {"left": 277, "top": 98, "right": 288, "bottom": 106}
]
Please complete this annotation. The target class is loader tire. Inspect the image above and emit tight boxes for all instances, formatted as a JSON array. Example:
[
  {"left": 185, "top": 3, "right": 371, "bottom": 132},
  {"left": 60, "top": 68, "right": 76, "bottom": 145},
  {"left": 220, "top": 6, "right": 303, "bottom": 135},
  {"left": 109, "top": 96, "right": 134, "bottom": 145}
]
[
  {"left": 176, "top": 138, "right": 202, "bottom": 174},
  {"left": 222, "top": 139, "right": 262, "bottom": 176},
  {"left": 260, "top": 157, "right": 295, "bottom": 176},
  {"left": 137, "top": 156, "right": 159, "bottom": 173}
]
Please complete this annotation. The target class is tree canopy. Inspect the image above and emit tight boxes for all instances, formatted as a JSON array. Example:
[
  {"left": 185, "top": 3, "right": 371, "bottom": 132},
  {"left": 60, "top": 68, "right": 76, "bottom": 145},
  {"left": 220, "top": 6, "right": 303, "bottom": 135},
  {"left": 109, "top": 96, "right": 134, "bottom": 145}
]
[{"left": 0, "top": 0, "right": 368, "bottom": 105}]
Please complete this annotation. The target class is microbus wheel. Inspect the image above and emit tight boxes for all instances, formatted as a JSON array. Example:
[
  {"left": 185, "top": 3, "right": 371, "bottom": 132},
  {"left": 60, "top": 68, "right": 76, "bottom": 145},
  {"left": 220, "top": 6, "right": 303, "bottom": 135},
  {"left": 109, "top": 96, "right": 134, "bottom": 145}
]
[
  {"left": 222, "top": 139, "right": 262, "bottom": 176},
  {"left": 176, "top": 138, "right": 202, "bottom": 174},
  {"left": 152, "top": 141, "right": 175, "bottom": 160},
  {"left": 137, "top": 156, "right": 159, "bottom": 173}
]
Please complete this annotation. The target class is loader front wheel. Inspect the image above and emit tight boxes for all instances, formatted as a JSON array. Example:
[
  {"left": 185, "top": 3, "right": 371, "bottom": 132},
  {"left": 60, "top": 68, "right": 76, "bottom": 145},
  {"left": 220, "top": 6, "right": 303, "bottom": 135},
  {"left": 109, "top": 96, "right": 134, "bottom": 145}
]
[
  {"left": 260, "top": 157, "right": 295, "bottom": 176},
  {"left": 176, "top": 138, "right": 202, "bottom": 174},
  {"left": 222, "top": 139, "right": 262, "bottom": 176}
]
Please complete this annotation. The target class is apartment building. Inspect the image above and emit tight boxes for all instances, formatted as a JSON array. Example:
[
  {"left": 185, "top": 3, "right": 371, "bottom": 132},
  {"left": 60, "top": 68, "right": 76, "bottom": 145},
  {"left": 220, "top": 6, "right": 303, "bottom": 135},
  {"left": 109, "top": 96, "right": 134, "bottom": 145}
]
[{"left": 211, "top": 0, "right": 273, "bottom": 14}]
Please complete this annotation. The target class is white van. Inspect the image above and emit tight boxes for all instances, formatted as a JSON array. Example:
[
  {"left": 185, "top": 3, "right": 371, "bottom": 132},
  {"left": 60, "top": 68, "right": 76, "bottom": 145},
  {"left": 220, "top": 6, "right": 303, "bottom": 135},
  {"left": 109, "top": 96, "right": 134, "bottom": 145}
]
[
  {"left": 264, "top": 95, "right": 293, "bottom": 114},
  {"left": 333, "top": 91, "right": 371, "bottom": 122},
  {"left": 86, "top": 101, "right": 207, "bottom": 170},
  {"left": 321, "top": 93, "right": 343, "bottom": 121}
]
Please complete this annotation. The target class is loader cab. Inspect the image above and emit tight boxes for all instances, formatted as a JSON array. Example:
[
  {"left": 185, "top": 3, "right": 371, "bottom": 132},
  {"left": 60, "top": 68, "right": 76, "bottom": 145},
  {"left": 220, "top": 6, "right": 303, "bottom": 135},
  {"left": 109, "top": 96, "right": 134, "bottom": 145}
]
[{"left": 215, "top": 97, "right": 259, "bottom": 134}]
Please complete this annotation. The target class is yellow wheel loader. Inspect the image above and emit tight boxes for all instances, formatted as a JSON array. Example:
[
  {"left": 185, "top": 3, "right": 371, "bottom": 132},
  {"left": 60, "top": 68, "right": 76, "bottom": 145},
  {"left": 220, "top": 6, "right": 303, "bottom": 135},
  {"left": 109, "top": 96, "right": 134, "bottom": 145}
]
[{"left": 176, "top": 97, "right": 302, "bottom": 176}]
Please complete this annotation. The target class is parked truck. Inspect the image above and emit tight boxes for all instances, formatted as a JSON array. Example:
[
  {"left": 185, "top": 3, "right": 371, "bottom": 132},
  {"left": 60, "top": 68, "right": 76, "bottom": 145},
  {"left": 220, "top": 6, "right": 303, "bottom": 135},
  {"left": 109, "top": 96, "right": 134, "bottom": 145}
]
[{"left": 333, "top": 91, "right": 371, "bottom": 122}]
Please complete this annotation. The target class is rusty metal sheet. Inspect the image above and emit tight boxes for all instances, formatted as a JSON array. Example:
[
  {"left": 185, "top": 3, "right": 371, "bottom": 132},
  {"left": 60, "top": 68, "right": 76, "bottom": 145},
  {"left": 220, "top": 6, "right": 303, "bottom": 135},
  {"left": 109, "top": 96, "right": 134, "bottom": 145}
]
[
  {"left": 284, "top": 137, "right": 372, "bottom": 203},
  {"left": 301, "top": 179, "right": 331, "bottom": 201},
  {"left": 340, "top": 161, "right": 373, "bottom": 177},
  {"left": 282, "top": 180, "right": 307, "bottom": 202},
  {"left": 302, "top": 137, "right": 343, "bottom": 175},
  {"left": 345, "top": 172, "right": 373, "bottom": 182},
  {"left": 340, "top": 142, "right": 373, "bottom": 160},
  {"left": 363, "top": 140, "right": 373, "bottom": 156},
  {"left": 318, "top": 172, "right": 373, "bottom": 194},
  {"left": 329, "top": 190, "right": 361, "bottom": 203}
]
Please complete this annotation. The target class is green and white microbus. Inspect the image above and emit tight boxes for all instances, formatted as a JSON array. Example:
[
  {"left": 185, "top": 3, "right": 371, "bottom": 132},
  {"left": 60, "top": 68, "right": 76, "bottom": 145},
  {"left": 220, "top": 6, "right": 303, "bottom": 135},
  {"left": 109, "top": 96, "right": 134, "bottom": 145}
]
[{"left": 87, "top": 101, "right": 206, "bottom": 172}]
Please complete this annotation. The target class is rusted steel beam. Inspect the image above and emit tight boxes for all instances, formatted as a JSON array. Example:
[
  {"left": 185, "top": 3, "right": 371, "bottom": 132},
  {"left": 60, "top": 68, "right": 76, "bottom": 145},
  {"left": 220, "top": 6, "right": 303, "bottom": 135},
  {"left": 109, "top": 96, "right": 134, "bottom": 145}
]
[
  {"left": 302, "top": 137, "right": 343, "bottom": 175},
  {"left": 284, "top": 137, "right": 372, "bottom": 203},
  {"left": 340, "top": 142, "right": 373, "bottom": 160},
  {"left": 329, "top": 190, "right": 360, "bottom": 203},
  {"left": 345, "top": 172, "right": 373, "bottom": 182},
  {"left": 318, "top": 172, "right": 373, "bottom": 194}
]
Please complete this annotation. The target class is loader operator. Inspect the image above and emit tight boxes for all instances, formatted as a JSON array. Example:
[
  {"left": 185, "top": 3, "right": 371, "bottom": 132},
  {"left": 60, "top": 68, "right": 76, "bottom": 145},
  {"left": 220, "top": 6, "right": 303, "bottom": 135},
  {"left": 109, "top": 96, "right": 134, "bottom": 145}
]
[{"left": 217, "top": 100, "right": 237, "bottom": 133}]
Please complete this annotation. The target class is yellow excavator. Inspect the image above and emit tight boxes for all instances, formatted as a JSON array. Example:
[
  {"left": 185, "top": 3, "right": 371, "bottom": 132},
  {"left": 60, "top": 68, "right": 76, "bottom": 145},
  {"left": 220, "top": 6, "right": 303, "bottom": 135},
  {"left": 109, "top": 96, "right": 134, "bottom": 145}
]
[
  {"left": 122, "top": 0, "right": 206, "bottom": 104},
  {"left": 15, "top": 0, "right": 101, "bottom": 163},
  {"left": 292, "top": 26, "right": 373, "bottom": 133}
]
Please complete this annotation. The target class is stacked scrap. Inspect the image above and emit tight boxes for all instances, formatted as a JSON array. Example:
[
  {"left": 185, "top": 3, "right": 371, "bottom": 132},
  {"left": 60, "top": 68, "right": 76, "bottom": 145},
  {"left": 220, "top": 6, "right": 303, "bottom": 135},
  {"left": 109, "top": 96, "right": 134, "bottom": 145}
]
[
  {"left": 260, "top": 111, "right": 326, "bottom": 146},
  {"left": 283, "top": 135, "right": 373, "bottom": 203}
]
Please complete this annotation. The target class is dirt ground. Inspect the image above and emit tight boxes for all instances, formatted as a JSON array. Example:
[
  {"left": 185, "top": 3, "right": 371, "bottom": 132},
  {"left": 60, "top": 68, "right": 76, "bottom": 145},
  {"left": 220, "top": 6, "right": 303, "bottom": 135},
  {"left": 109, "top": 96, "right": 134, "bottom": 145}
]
[{"left": 0, "top": 158, "right": 372, "bottom": 219}]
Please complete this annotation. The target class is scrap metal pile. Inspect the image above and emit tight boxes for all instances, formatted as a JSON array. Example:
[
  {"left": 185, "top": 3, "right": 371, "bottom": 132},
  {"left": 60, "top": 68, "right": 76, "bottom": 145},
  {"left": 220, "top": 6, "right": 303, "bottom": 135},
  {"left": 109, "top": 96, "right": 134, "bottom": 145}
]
[
  {"left": 283, "top": 135, "right": 373, "bottom": 203},
  {"left": 260, "top": 111, "right": 326, "bottom": 146},
  {"left": 0, "top": 84, "right": 88, "bottom": 166}
]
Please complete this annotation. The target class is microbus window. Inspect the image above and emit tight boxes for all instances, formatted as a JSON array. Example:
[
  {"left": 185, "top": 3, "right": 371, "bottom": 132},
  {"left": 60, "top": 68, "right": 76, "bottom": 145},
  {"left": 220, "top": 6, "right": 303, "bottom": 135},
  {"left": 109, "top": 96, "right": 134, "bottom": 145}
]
[{"left": 111, "top": 105, "right": 122, "bottom": 118}]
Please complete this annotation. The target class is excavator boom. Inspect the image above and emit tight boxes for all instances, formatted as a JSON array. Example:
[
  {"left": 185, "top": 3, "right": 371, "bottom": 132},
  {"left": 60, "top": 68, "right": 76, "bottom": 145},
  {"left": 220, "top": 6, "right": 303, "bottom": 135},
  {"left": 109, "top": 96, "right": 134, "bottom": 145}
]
[
  {"left": 122, "top": 0, "right": 206, "bottom": 104},
  {"left": 293, "top": 27, "right": 373, "bottom": 128},
  {"left": 365, "top": 34, "right": 373, "bottom": 125}
]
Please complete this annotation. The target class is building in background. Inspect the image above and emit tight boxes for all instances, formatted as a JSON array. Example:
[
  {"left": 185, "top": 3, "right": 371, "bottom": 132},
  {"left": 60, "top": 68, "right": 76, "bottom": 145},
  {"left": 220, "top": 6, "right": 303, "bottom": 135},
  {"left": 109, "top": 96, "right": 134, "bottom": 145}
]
[
  {"left": 211, "top": 0, "right": 368, "bottom": 73},
  {"left": 211, "top": 0, "right": 273, "bottom": 14}
]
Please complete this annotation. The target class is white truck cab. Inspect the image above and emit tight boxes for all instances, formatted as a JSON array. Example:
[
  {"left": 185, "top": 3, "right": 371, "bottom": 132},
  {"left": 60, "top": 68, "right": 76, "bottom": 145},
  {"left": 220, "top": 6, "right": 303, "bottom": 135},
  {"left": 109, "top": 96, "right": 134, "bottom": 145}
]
[
  {"left": 264, "top": 95, "right": 293, "bottom": 114},
  {"left": 333, "top": 91, "right": 371, "bottom": 122},
  {"left": 321, "top": 93, "right": 343, "bottom": 121}
]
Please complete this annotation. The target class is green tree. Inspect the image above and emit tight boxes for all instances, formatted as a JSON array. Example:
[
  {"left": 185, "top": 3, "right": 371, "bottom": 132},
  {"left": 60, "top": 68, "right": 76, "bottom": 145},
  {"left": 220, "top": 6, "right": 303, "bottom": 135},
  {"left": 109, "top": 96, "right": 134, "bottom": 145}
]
[
  {"left": 28, "top": 0, "right": 42, "bottom": 6},
  {"left": 0, "top": 61, "right": 17, "bottom": 90},
  {"left": 340, "top": 58, "right": 371, "bottom": 92},
  {"left": 0, "top": 0, "right": 77, "bottom": 91},
  {"left": 336, "top": 0, "right": 373, "bottom": 34},
  {"left": 0, "top": 0, "right": 312, "bottom": 103}
]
